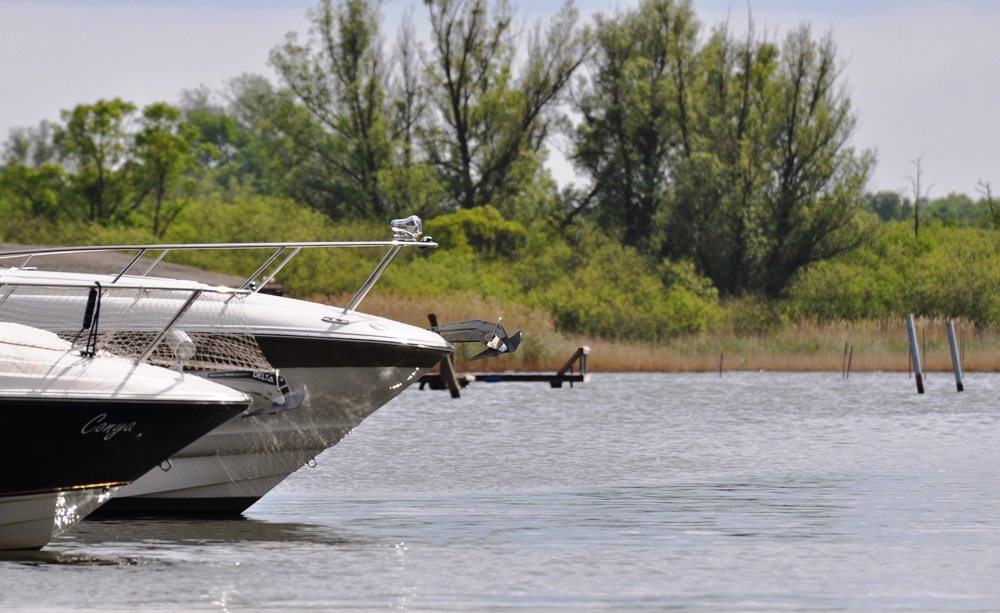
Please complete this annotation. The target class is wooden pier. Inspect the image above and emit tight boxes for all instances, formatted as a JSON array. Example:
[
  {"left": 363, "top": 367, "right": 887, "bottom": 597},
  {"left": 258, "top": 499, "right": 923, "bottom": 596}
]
[{"left": 418, "top": 346, "right": 590, "bottom": 396}]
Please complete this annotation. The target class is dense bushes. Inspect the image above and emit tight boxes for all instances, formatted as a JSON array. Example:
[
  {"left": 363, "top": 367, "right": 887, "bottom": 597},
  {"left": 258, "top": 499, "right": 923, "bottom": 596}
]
[
  {"left": 786, "top": 222, "right": 1000, "bottom": 327},
  {"left": 424, "top": 206, "right": 527, "bottom": 258},
  {"left": 510, "top": 234, "right": 718, "bottom": 340}
]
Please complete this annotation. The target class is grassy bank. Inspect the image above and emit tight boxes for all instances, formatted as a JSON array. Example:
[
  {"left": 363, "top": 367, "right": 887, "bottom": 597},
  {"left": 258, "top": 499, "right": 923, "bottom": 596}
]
[{"left": 320, "top": 292, "right": 1000, "bottom": 373}]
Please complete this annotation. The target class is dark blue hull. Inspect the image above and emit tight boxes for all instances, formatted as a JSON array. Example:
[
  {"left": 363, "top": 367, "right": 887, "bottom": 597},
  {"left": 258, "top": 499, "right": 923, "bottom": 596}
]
[{"left": 0, "top": 397, "right": 248, "bottom": 498}]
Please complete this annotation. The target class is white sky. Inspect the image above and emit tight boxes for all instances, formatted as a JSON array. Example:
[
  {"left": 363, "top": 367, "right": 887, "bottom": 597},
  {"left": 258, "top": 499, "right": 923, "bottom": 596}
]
[{"left": 0, "top": 0, "right": 997, "bottom": 198}]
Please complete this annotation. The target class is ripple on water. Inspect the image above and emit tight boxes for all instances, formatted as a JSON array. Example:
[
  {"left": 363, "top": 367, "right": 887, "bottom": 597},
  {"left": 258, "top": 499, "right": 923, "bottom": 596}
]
[{"left": 4, "top": 372, "right": 1000, "bottom": 611}]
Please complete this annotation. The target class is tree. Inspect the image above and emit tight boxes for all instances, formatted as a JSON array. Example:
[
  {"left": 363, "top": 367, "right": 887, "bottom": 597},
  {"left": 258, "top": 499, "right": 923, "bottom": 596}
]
[
  {"left": 570, "top": 0, "right": 699, "bottom": 249},
  {"left": 977, "top": 180, "right": 1000, "bottom": 230},
  {"left": 1, "top": 120, "right": 67, "bottom": 221},
  {"left": 866, "top": 191, "right": 905, "bottom": 222},
  {"left": 268, "top": 0, "right": 395, "bottom": 218},
  {"left": 421, "top": 0, "right": 590, "bottom": 216},
  {"left": 183, "top": 82, "right": 289, "bottom": 199},
  {"left": 923, "top": 192, "right": 979, "bottom": 226},
  {"left": 571, "top": 2, "right": 874, "bottom": 298},
  {"left": 755, "top": 26, "right": 875, "bottom": 297},
  {"left": 904, "top": 154, "right": 932, "bottom": 238},
  {"left": 229, "top": 73, "right": 361, "bottom": 215},
  {"left": 54, "top": 98, "right": 142, "bottom": 223},
  {"left": 180, "top": 86, "right": 240, "bottom": 169},
  {"left": 2, "top": 120, "right": 60, "bottom": 168},
  {"left": 4, "top": 99, "right": 202, "bottom": 231},
  {"left": 0, "top": 161, "right": 68, "bottom": 220},
  {"left": 379, "top": 13, "right": 449, "bottom": 218},
  {"left": 133, "top": 103, "right": 198, "bottom": 236}
]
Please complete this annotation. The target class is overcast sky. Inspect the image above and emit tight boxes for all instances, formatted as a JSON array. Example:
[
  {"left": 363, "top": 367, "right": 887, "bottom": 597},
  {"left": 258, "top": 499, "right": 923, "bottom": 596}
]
[{"left": 1, "top": 0, "right": 997, "bottom": 198}]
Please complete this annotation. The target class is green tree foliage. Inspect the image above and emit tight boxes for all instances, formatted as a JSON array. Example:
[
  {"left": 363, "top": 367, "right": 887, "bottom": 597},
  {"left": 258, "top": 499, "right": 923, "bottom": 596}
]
[
  {"left": 756, "top": 23, "right": 876, "bottom": 298},
  {"left": 424, "top": 205, "right": 526, "bottom": 257},
  {"left": 22, "top": 0, "right": 1000, "bottom": 338},
  {"left": 977, "top": 181, "right": 1000, "bottom": 230},
  {"left": 134, "top": 103, "right": 199, "bottom": 236},
  {"left": 787, "top": 222, "right": 1000, "bottom": 327},
  {"left": 0, "top": 100, "right": 203, "bottom": 231},
  {"left": 865, "top": 191, "right": 908, "bottom": 222},
  {"left": 2, "top": 121, "right": 60, "bottom": 168},
  {"left": 1, "top": 120, "right": 71, "bottom": 221},
  {"left": 54, "top": 98, "right": 143, "bottom": 222},
  {"left": 511, "top": 230, "right": 718, "bottom": 340},
  {"left": 223, "top": 0, "right": 589, "bottom": 223},
  {"left": 571, "top": 0, "right": 699, "bottom": 248},
  {"left": 390, "top": 208, "right": 720, "bottom": 339},
  {"left": 923, "top": 193, "right": 983, "bottom": 226},
  {"left": 572, "top": 0, "right": 875, "bottom": 298},
  {"left": 421, "top": 0, "right": 589, "bottom": 217},
  {"left": 0, "top": 162, "right": 68, "bottom": 221},
  {"left": 179, "top": 86, "right": 287, "bottom": 201},
  {"left": 866, "top": 189, "right": 998, "bottom": 228},
  {"left": 1, "top": 194, "right": 719, "bottom": 340},
  {"left": 379, "top": 16, "right": 450, "bottom": 220},
  {"left": 268, "top": 0, "right": 396, "bottom": 218},
  {"left": 216, "top": 76, "right": 310, "bottom": 201}
]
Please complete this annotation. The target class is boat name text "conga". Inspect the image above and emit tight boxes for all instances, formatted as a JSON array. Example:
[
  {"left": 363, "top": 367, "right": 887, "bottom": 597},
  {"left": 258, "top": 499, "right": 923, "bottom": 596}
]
[{"left": 81, "top": 414, "right": 137, "bottom": 441}]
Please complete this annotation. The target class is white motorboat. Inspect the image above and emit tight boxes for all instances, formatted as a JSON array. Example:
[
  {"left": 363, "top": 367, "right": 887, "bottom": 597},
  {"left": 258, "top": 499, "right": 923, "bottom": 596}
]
[
  {"left": 0, "top": 283, "right": 251, "bottom": 549},
  {"left": 0, "top": 217, "right": 520, "bottom": 516}
]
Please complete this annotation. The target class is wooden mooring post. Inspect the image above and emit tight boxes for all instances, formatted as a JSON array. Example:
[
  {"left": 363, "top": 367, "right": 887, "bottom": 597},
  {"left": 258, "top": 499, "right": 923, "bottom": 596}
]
[
  {"left": 550, "top": 346, "right": 589, "bottom": 388},
  {"left": 906, "top": 314, "right": 924, "bottom": 394},
  {"left": 947, "top": 320, "right": 964, "bottom": 392},
  {"left": 427, "top": 314, "right": 462, "bottom": 398}
]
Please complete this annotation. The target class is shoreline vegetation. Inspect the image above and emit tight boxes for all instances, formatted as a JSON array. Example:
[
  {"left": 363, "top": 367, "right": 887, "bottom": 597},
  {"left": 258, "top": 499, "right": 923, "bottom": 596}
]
[
  {"left": 322, "top": 293, "right": 1000, "bottom": 374},
  {"left": 6, "top": 211, "right": 1000, "bottom": 376},
  {"left": 3, "top": 239, "right": 999, "bottom": 374},
  {"left": 2, "top": 237, "right": 998, "bottom": 375}
]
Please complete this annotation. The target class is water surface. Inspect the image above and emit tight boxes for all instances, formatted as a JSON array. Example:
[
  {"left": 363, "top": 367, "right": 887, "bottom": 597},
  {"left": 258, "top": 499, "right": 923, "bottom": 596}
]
[{"left": 3, "top": 372, "right": 1000, "bottom": 611}]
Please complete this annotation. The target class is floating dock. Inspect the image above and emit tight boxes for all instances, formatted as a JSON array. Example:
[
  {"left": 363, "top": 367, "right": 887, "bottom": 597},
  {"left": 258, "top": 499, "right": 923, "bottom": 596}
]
[{"left": 419, "top": 346, "right": 590, "bottom": 394}]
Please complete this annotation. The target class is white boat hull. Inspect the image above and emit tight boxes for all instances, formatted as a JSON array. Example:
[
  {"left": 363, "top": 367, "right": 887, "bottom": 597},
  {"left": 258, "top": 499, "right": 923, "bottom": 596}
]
[
  {"left": 109, "top": 364, "right": 424, "bottom": 513},
  {"left": 0, "top": 271, "right": 453, "bottom": 516}
]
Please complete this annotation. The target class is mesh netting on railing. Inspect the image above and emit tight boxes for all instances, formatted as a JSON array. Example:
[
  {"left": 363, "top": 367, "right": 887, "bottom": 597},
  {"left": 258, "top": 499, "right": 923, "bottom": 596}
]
[{"left": 0, "top": 283, "right": 273, "bottom": 373}]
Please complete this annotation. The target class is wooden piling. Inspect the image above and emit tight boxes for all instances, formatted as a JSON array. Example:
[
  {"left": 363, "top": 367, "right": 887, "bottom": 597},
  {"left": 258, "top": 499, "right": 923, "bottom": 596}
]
[
  {"left": 428, "top": 313, "right": 461, "bottom": 398},
  {"left": 551, "top": 347, "right": 589, "bottom": 388},
  {"left": 947, "top": 320, "right": 964, "bottom": 392},
  {"left": 906, "top": 314, "right": 924, "bottom": 394}
]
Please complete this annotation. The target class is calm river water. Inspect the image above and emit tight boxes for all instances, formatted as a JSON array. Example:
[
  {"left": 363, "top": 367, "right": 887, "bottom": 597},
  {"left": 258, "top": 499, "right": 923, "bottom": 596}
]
[{"left": 4, "top": 372, "right": 1000, "bottom": 611}]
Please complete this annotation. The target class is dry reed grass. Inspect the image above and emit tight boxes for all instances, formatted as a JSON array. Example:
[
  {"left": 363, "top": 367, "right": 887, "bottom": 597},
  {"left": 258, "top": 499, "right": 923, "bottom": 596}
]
[{"left": 308, "top": 292, "right": 1000, "bottom": 373}]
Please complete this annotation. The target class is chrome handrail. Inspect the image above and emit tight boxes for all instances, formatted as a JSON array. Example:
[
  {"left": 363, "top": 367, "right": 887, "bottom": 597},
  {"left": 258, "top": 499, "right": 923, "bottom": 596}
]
[
  {"left": 0, "top": 216, "right": 433, "bottom": 312},
  {"left": 0, "top": 277, "right": 250, "bottom": 295},
  {"left": 0, "top": 278, "right": 253, "bottom": 364},
  {"left": 0, "top": 239, "right": 436, "bottom": 261}
]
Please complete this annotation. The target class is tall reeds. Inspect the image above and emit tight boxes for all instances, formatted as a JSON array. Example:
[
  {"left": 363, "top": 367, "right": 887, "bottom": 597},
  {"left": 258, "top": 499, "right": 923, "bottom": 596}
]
[{"left": 311, "top": 292, "right": 1000, "bottom": 373}]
